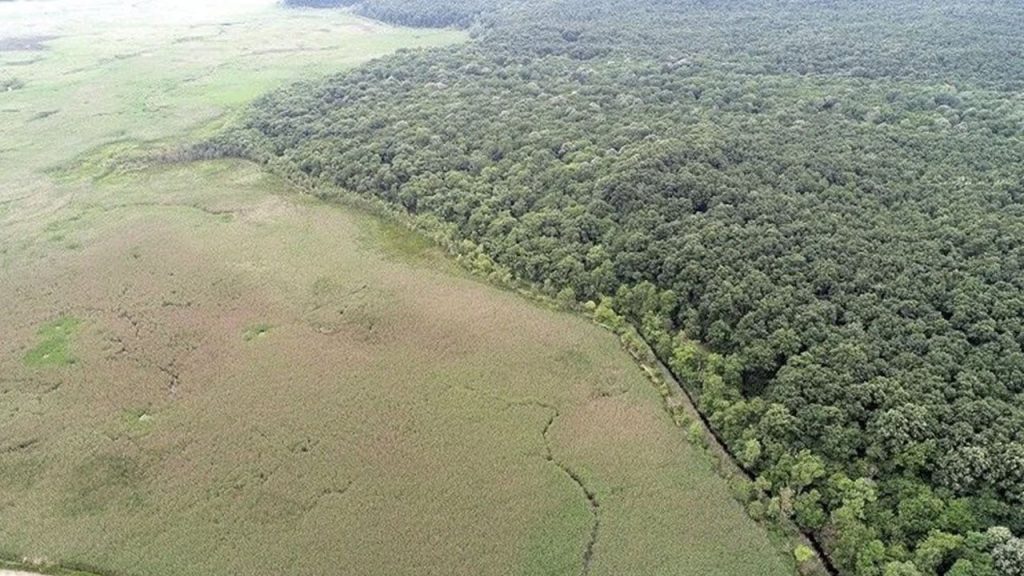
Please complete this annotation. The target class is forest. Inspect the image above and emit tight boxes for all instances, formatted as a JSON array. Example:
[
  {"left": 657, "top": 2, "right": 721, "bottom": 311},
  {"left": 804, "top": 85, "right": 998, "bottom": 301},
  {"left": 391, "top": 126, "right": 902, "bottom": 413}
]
[{"left": 226, "top": 1, "right": 1024, "bottom": 574}]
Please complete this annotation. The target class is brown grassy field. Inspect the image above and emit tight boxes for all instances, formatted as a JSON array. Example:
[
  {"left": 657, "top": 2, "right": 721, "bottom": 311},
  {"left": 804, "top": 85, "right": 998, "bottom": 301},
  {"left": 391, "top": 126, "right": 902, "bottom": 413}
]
[{"left": 0, "top": 2, "right": 794, "bottom": 575}]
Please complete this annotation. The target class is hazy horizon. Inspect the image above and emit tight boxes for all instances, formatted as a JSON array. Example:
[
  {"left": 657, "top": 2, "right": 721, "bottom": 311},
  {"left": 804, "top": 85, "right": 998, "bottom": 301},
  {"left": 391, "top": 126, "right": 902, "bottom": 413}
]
[{"left": 0, "top": 0, "right": 282, "bottom": 37}]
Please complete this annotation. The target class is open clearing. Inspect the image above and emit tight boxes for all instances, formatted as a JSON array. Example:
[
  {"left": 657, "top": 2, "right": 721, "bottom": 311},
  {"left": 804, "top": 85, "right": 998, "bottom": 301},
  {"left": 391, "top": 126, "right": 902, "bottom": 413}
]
[{"left": 0, "top": 2, "right": 793, "bottom": 575}]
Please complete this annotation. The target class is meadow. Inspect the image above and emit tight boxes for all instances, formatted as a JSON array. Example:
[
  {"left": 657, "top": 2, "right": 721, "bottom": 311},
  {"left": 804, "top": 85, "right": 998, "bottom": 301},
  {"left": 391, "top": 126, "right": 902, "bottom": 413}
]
[{"left": 0, "top": 2, "right": 793, "bottom": 575}]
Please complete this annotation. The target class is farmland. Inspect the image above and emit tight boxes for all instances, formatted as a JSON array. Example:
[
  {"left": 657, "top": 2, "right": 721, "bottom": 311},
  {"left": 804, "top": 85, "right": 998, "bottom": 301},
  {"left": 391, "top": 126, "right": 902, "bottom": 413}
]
[{"left": 0, "top": 2, "right": 792, "bottom": 575}]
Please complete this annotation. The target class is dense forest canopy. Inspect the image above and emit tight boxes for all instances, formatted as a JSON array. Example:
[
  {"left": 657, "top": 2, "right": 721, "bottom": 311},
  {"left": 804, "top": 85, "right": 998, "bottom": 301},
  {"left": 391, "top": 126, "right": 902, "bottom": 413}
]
[{"left": 234, "top": 1, "right": 1024, "bottom": 574}]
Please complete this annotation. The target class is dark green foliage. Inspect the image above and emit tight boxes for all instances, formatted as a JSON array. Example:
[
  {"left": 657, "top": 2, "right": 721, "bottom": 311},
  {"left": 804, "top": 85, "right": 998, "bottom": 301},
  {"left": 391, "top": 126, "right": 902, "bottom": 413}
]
[{"left": 225, "top": 0, "right": 1024, "bottom": 574}]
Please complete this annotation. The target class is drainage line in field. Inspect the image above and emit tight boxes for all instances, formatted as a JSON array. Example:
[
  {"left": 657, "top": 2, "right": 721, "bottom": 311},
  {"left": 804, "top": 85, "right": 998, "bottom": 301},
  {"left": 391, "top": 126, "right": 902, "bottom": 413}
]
[{"left": 539, "top": 407, "right": 600, "bottom": 576}]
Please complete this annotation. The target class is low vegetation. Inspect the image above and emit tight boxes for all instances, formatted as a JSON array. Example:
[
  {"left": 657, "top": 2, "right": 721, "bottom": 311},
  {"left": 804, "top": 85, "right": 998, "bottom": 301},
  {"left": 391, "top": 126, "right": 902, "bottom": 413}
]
[
  {"left": 23, "top": 317, "right": 79, "bottom": 367},
  {"left": 222, "top": 1, "right": 1024, "bottom": 574}
]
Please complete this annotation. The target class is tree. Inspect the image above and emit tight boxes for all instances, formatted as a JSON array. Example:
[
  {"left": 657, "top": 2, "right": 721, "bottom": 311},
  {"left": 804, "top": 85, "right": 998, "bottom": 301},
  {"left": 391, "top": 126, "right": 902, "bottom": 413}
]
[
  {"left": 883, "top": 562, "right": 923, "bottom": 576},
  {"left": 913, "top": 531, "right": 963, "bottom": 575},
  {"left": 990, "top": 529, "right": 1024, "bottom": 576}
]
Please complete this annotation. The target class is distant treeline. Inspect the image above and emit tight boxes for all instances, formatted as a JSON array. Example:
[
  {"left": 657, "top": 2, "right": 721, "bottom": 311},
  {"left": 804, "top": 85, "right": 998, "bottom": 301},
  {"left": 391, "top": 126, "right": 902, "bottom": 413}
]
[
  {"left": 226, "top": 1, "right": 1024, "bottom": 575},
  {"left": 281, "top": 0, "right": 488, "bottom": 27}
]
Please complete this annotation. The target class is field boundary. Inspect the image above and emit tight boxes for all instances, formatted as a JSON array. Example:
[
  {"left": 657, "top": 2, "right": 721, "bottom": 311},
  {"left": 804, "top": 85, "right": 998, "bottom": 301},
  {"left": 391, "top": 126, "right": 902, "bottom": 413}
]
[
  {"left": 621, "top": 332, "right": 837, "bottom": 576},
  {"left": 200, "top": 149, "right": 831, "bottom": 576}
]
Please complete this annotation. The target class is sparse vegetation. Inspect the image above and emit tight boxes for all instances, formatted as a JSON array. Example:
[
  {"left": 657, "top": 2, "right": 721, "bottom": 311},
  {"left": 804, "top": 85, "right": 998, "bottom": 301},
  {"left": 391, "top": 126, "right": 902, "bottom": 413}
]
[{"left": 242, "top": 323, "right": 272, "bottom": 341}]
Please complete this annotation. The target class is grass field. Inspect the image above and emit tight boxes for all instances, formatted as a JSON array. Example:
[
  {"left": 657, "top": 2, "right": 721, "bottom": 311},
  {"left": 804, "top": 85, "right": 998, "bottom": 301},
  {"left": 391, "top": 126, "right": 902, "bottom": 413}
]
[{"left": 0, "top": 2, "right": 794, "bottom": 575}]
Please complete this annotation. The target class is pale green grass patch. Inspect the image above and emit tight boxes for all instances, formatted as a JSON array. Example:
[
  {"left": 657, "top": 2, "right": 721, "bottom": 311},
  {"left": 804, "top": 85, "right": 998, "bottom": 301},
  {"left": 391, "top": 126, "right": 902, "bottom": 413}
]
[
  {"left": 24, "top": 316, "right": 80, "bottom": 367},
  {"left": 242, "top": 323, "right": 272, "bottom": 341}
]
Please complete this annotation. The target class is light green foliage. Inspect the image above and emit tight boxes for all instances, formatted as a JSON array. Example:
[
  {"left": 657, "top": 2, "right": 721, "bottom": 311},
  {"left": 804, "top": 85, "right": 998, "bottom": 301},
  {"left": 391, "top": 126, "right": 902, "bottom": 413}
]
[
  {"left": 592, "top": 297, "right": 623, "bottom": 331},
  {"left": 23, "top": 316, "right": 79, "bottom": 367},
  {"left": 739, "top": 438, "right": 762, "bottom": 468},
  {"left": 884, "top": 562, "right": 923, "bottom": 576},
  {"left": 789, "top": 451, "right": 827, "bottom": 492},
  {"left": 241, "top": 323, "right": 272, "bottom": 341},
  {"left": 945, "top": 559, "right": 993, "bottom": 576},
  {"left": 829, "top": 476, "right": 881, "bottom": 573},
  {"left": 855, "top": 540, "right": 886, "bottom": 576},
  {"left": 913, "top": 531, "right": 963, "bottom": 574},
  {"left": 687, "top": 420, "right": 707, "bottom": 448},
  {"left": 794, "top": 544, "right": 816, "bottom": 564},
  {"left": 792, "top": 489, "right": 826, "bottom": 530},
  {"left": 669, "top": 338, "right": 703, "bottom": 388}
]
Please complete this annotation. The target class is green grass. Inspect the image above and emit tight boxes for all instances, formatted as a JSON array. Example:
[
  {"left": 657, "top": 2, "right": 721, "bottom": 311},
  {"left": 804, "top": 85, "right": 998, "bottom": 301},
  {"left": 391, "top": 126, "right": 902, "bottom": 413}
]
[
  {"left": 374, "top": 220, "right": 437, "bottom": 259},
  {"left": 242, "top": 323, "right": 272, "bottom": 341},
  {"left": 23, "top": 316, "right": 80, "bottom": 367},
  {"left": 0, "top": 3, "right": 794, "bottom": 576}
]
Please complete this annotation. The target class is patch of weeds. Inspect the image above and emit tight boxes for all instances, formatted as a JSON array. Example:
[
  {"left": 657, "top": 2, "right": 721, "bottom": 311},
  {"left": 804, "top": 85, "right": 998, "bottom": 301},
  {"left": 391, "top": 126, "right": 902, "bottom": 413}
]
[
  {"left": 44, "top": 214, "right": 85, "bottom": 249},
  {"left": 121, "top": 407, "right": 155, "bottom": 425},
  {"left": 120, "top": 408, "right": 156, "bottom": 438},
  {"left": 553, "top": 347, "right": 591, "bottom": 368},
  {"left": 0, "top": 453, "right": 45, "bottom": 491},
  {"left": 24, "top": 316, "right": 80, "bottom": 367},
  {"left": 61, "top": 453, "right": 145, "bottom": 517},
  {"left": 49, "top": 139, "right": 145, "bottom": 182},
  {"left": 243, "top": 323, "right": 272, "bottom": 341},
  {"left": 518, "top": 494, "right": 590, "bottom": 576},
  {"left": 371, "top": 219, "right": 435, "bottom": 261},
  {"left": 309, "top": 275, "right": 347, "bottom": 301},
  {"left": 97, "top": 408, "right": 156, "bottom": 444}
]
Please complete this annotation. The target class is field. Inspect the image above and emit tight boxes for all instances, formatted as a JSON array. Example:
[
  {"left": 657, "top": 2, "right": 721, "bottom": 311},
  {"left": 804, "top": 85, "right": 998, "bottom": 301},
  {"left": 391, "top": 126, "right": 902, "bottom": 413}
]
[{"left": 0, "top": 2, "right": 793, "bottom": 575}]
